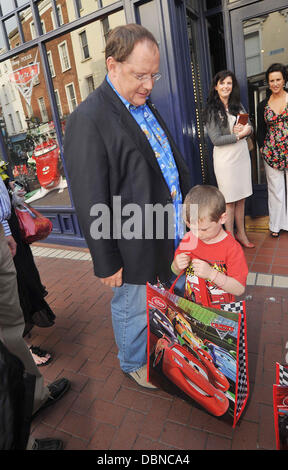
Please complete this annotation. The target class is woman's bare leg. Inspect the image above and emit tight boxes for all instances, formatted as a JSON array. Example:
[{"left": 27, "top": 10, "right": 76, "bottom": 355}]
[
  {"left": 234, "top": 198, "right": 253, "bottom": 245},
  {"left": 225, "top": 202, "right": 235, "bottom": 236}
]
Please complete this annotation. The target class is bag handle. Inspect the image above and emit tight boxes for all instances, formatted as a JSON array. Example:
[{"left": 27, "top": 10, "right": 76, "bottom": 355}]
[
  {"left": 168, "top": 270, "right": 186, "bottom": 293},
  {"left": 168, "top": 267, "right": 211, "bottom": 307},
  {"left": 16, "top": 202, "right": 36, "bottom": 218}
]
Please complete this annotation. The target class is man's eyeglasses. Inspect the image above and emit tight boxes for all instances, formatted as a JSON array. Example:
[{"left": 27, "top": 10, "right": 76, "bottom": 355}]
[{"left": 131, "top": 72, "right": 162, "bottom": 83}]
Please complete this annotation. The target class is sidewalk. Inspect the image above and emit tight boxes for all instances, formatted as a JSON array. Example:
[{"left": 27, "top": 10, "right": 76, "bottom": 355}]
[{"left": 28, "top": 231, "right": 288, "bottom": 450}]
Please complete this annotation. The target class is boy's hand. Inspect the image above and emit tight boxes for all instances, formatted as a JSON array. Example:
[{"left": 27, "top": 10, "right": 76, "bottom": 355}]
[
  {"left": 191, "top": 258, "right": 214, "bottom": 280},
  {"left": 173, "top": 252, "right": 191, "bottom": 274}
]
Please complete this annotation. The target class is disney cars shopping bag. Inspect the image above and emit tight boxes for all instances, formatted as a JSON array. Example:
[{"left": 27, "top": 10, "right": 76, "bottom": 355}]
[
  {"left": 273, "top": 363, "right": 288, "bottom": 450},
  {"left": 147, "top": 282, "right": 249, "bottom": 427}
]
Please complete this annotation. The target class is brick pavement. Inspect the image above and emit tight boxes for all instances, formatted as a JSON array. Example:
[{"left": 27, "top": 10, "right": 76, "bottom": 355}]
[{"left": 28, "top": 235, "right": 288, "bottom": 450}]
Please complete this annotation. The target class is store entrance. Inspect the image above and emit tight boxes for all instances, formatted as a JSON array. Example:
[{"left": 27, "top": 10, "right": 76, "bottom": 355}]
[{"left": 230, "top": 0, "right": 288, "bottom": 199}]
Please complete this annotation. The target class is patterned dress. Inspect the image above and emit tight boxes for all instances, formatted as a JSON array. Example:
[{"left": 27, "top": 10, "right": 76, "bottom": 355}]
[{"left": 262, "top": 101, "right": 288, "bottom": 170}]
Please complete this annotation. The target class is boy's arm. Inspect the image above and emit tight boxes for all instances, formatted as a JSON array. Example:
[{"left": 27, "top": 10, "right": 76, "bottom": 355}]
[{"left": 192, "top": 258, "right": 246, "bottom": 296}]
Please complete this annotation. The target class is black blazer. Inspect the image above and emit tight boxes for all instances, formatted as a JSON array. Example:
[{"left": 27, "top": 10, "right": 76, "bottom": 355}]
[
  {"left": 256, "top": 97, "right": 269, "bottom": 149},
  {"left": 63, "top": 79, "right": 191, "bottom": 284}
]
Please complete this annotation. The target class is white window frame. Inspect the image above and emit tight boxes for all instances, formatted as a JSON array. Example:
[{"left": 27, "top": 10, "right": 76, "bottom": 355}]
[
  {"left": 79, "top": 30, "right": 90, "bottom": 60},
  {"left": 58, "top": 40, "right": 71, "bottom": 72},
  {"left": 51, "top": 4, "right": 64, "bottom": 28},
  {"left": 2, "top": 84, "right": 9, "bottom": 104},
  {"left": 85, "top": 75, "right": 95, "bottom": 96},
  {"left": 15, "top": 110, "right": 23, "bottom": 130},
  {"left": 38, "top": 97, "right": 49, "bottom": 122},
  {"left": 47, "top": 50, "right": 56, "bottom": 77},
  {"left": 54, "top": 89, "right": 63, "bottom": 118},
  {"left": 65, "top": 82, "right": 77, "bottom": 113},
  {"left": 30, "top": 20, "right": 46, "bottom": 39},
  {"left": 8, "top": 113, "right": 15, "bottom": 133}
]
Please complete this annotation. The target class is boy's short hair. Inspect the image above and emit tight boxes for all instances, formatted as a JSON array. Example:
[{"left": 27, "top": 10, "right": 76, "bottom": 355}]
[{"left": 184, "top": 185, "right": 226, "bottom": 223}]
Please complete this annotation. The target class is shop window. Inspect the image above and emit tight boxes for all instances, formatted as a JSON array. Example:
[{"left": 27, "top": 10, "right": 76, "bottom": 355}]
[
  {"left": 0, "top": 7, "right": 126, "bottom": 209},
  {"left": 58, "top": 40, "right": 71, "bottom": 71},
  {"left": 1, "top": 47, "right": 71, "bottom": 207},
  {"left": 79, "top": 30, "right": 90, "bottom": 60}
]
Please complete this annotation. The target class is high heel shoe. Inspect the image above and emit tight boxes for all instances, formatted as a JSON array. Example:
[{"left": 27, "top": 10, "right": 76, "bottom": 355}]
[{"left": 235, "top": 235, "right": 255, "bottom": 249}]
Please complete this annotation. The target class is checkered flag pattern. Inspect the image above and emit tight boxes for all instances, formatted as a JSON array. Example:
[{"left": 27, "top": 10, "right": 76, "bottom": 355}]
[
  {"left": 221, "top": 300, "right": 249, "bottom": 420},
  {"left": 220, "top": 301, "right": 243, "bottom": 313},
  {"left": 278, "top": 363, "right": 288, "bottom": 386}
]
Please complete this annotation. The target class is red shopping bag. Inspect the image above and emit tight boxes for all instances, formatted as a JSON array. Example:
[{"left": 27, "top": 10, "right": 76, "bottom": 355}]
[
  {"left": 273, "top": 363, "right": 288, "bottom": 450},
  {"left": 15, "top": 203, "right": 53, "bottom": 244},
  {"left": 147, "top": 273, "right": 249, "bottom": 427}
]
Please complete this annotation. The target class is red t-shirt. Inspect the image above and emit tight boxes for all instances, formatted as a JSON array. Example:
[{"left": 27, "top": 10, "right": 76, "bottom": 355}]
[{"left": 174, "top": 231, "right": 248, "bottom": 307}]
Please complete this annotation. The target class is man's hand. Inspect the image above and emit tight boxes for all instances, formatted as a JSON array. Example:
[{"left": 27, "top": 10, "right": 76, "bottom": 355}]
[
  {"left": 6, "top": 235, "right": 17, "bottom": 257},
  {"left": 100, "top": 267, "right": 123, "bottom": 288}
]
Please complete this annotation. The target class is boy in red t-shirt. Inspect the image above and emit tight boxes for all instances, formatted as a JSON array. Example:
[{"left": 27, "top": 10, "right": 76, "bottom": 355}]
[{"left": 172, "top": 185, "right": 248, "bottom": 307}]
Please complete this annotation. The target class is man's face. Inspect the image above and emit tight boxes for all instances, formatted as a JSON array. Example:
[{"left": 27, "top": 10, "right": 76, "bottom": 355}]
[{"left": 107, "top": 40, "right": 160, "bottom": 107}]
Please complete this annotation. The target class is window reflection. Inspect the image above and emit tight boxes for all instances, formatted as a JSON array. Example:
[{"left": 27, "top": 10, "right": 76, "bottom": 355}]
[
  {"left": 0, "top": 7, "right": 126, "bottom": 207},
  {"left": 0, "top": 0, "right": 15, "bottom": 15},
  {"left": 37, "top": 0, "right": 54, "bottom": 34},
  {"left": 20, "top": 6, "right": 34, "bottom": 43},
  {"left": 243, "top": 10, "right": 288, "bottom": 184},
  {"left": 0, "top": 47, "right": 69, "bottom": 206},
  {"left": 4, "top": 16, "right": 20, "bottom": 50}
]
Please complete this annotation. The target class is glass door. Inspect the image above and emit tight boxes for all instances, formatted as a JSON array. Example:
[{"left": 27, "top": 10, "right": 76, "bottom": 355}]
[{"left": 230, "top": 0, "right": 288, "bottom": 186}]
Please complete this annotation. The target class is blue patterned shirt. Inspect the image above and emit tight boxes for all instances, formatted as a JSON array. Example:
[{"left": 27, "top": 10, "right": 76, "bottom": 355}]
[
  {"left": 106, "top": 75, "right": 184, "bottom": 247},
  {"left": 0, "top": 176, "right": 11, "bottom": 236}
]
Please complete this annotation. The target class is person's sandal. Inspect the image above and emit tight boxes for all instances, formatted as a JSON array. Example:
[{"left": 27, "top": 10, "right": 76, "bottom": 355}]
[
  {"left": 270, "top": 232, "right": 279, "bottom": 238},
  {"left": 29, "top": 345, "right": 53, "bottom": 366}
]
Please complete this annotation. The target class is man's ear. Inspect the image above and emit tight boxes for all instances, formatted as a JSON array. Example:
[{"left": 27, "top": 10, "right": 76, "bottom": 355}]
[
  {"left": 219, "top": 212, "right": 227, "bottom": 225},
  {"left": 106, "top": 56, "right": 117, "bottom": 74}
]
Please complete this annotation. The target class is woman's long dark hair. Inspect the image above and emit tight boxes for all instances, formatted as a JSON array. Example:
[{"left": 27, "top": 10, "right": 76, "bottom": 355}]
[{"left": 203, "top": 70, "right": 242, "bottom": 128}]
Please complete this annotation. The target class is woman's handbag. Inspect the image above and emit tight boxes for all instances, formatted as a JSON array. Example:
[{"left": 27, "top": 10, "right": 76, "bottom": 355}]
[
  {"left": 15, "top": 203, "right": 53, "bottom": 244},
  {"left": 247, "top": 135, "right": 254, "bottom": 152},
  {"left": 147, "top": 273, "right": 249, "bottom": 427}
]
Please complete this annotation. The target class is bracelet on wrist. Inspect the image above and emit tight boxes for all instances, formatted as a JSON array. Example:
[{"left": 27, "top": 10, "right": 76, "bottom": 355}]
[
  {"left": 209, "top": 268, "right": 218, "bottom": 283},
  {"left": 214, "top": 271, "right": 227, "bottom": 289}
]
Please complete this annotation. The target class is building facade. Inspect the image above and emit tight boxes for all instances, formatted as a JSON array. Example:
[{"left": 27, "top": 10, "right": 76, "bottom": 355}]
[{"left": 0, "top": 0, "right": 287, "bottom": 246}]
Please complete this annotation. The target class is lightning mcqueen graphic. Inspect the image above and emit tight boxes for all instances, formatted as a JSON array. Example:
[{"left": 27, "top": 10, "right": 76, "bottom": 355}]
[{"left": 154, "top": 337, "right": 229, "bottom": 417}]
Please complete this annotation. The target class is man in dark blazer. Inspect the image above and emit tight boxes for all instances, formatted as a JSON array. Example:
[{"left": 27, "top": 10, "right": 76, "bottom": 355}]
[{"left": 64, "top": 24, "right": 191, "bottom": 388}]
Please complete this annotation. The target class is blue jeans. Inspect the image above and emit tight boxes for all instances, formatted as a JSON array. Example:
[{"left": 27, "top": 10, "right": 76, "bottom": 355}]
[{"left": 111, "top": 283, "right": 147, "bottom": 373}]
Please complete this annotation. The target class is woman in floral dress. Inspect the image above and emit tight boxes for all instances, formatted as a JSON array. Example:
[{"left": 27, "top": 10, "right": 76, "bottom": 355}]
[{"left": 257, "top": 63, "right": 288, "bottom": 237}]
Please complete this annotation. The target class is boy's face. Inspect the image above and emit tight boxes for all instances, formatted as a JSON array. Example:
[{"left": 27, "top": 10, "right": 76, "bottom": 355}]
[{"left": 188, "top": 213, "right": 226, "bottom": 243}]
